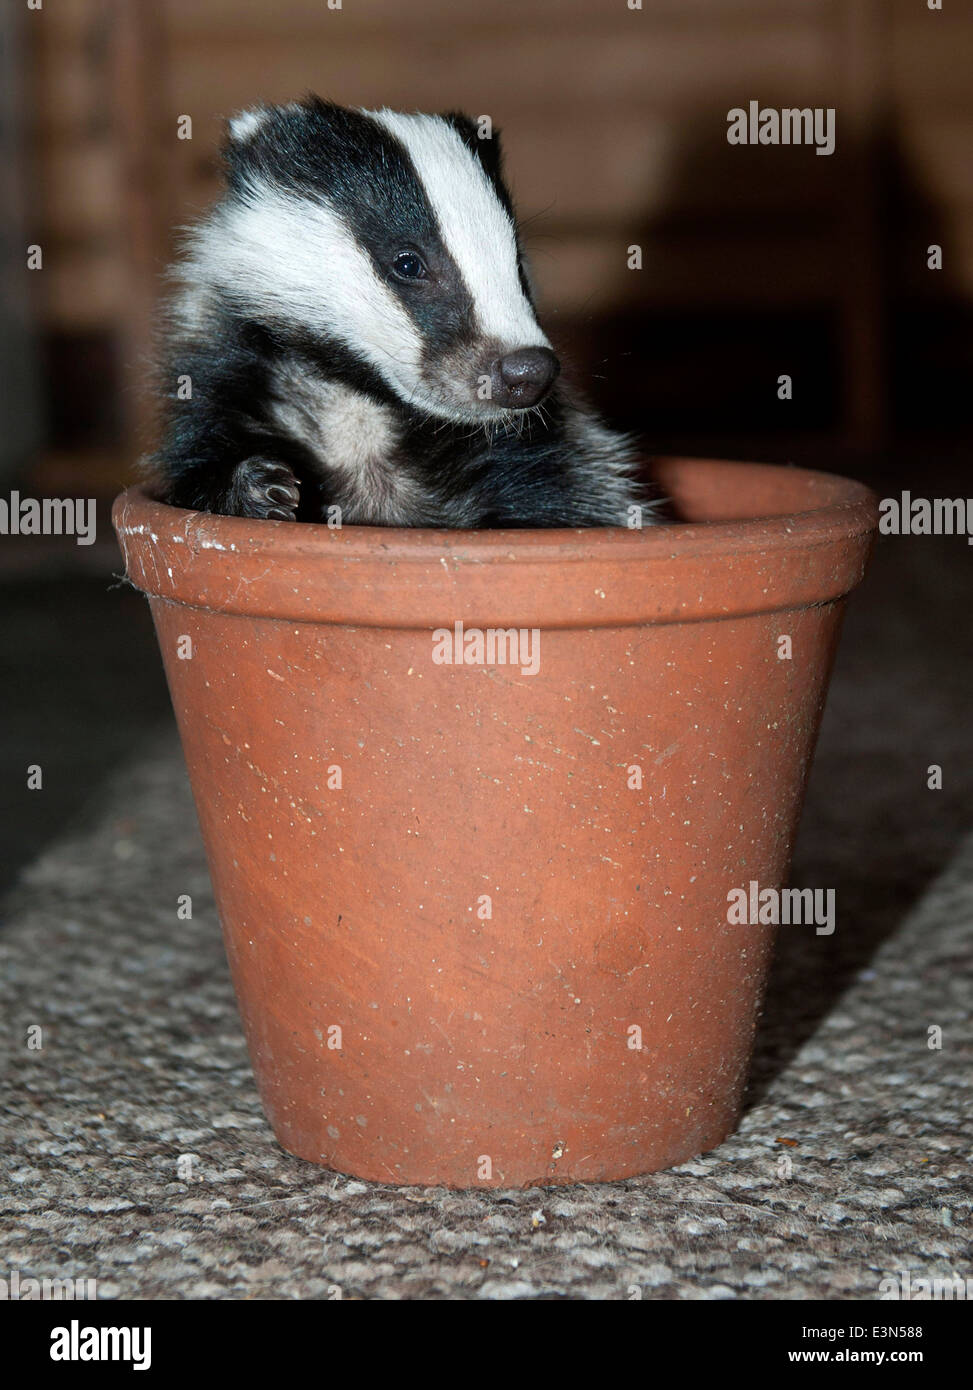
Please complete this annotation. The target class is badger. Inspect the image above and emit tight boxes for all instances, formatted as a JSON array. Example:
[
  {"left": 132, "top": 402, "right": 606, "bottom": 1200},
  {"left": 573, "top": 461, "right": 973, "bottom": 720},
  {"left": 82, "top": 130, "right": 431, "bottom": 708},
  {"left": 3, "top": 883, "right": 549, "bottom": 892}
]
[{"left": 151, "top": 98, "right": 663, "bottom": 529}]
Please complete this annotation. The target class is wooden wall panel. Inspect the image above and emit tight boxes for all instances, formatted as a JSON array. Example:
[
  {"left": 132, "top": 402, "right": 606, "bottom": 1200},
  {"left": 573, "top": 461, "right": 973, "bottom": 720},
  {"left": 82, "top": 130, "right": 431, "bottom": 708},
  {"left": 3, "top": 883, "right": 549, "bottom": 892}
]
[
  {"left": 37, "top": 142, "right": 121, "bottom": 241},
  {"left": 167, "top": 24, "right": 834, "bottom": 108},
  {"left": 163, "top": 0, "right": 834, "bottom": 33}
]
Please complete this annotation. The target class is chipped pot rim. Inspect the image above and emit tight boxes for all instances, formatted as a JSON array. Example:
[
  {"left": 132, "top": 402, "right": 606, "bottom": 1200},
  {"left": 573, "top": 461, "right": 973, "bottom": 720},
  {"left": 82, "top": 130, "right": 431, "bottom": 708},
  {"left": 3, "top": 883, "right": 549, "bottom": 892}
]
[{"left": 112, "top": 456, "right": 879, "bottom": 628}]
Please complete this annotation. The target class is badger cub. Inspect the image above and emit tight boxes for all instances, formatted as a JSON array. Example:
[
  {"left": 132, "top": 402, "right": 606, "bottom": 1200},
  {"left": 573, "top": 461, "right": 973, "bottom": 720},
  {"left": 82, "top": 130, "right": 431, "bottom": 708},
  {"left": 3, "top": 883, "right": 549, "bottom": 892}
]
[{"left": 153, "top": 98, "right": 661, "bottom": 529}]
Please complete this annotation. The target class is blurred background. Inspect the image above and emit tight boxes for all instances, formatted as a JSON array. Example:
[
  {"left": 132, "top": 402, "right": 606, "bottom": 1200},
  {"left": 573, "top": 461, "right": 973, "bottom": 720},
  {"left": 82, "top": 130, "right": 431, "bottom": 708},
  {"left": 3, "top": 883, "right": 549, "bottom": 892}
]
[{"left": 1, "top": 0, "right": 971, "bottom": 996}]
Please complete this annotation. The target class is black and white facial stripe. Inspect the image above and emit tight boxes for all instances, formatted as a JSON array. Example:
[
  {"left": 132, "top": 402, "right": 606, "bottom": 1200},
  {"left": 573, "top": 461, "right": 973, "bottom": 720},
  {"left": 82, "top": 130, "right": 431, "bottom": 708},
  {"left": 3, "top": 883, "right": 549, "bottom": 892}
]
[
  {"left": 182, "top": 98, "right": 553, "bottom": 422},
  {"left": 155, "top": 97, "right": 660, "bottom": 528}
]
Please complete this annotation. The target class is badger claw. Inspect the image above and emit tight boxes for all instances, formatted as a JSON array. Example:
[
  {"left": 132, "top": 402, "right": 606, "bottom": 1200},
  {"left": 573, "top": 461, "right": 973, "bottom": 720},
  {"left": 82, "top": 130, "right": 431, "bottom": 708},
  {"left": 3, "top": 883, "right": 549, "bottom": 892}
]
[{"left": 229, "top": 458, "right": 300, "bottom": 521}]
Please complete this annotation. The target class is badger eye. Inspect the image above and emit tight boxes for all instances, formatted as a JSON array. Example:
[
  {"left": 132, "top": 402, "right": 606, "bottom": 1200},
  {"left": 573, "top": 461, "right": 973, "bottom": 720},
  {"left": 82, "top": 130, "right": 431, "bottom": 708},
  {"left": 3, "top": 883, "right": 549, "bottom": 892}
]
[{"left": 392, "top": 251, "right": 427, "bottom": 281}]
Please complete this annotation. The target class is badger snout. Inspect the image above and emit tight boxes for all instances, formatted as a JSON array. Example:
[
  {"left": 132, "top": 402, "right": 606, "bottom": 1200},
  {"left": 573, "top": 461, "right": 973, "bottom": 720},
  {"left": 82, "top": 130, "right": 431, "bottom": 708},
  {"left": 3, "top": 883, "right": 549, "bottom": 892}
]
[{"left": 490, "top": 346, "right": 560, "bottom": 409}]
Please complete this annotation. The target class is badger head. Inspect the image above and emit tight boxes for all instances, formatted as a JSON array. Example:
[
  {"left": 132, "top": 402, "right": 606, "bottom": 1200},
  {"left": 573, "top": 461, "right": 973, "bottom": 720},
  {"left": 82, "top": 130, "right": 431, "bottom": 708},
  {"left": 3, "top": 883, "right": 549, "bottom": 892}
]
[{"left": 186, "top": 98, "right": 559, "bottom": 423}]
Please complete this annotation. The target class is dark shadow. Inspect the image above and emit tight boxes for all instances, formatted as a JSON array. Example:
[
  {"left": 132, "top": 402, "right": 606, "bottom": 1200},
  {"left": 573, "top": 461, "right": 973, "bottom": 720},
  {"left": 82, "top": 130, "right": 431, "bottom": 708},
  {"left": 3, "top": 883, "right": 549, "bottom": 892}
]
[{"left": 0, "top": 512, "right": 173, "bottom": 903}]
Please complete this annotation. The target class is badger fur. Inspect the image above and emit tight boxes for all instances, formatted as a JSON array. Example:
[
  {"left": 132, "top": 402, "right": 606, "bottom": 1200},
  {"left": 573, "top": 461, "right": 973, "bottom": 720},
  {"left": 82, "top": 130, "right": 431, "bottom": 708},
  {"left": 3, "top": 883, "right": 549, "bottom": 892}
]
[{"left": 152, "top": 98, "right": 663, "bottom": 529}]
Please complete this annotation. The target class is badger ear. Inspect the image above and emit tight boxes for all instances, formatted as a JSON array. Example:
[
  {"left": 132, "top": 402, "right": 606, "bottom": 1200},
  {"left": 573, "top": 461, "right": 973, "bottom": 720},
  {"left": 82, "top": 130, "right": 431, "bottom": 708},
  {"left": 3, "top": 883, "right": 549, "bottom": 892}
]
[{"left": 226, "top": 105, "right": 274, "bottom": 144}]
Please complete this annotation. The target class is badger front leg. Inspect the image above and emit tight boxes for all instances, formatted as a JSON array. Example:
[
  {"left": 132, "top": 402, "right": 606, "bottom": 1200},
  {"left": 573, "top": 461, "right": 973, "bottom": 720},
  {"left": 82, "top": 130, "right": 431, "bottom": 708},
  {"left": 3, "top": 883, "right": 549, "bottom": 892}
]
[
  {"left": 221, "top": 457, "right": 301, "bottom": 520},
  {"left": 157, "top": 450, "right": 301, "bottom": 521},
  {"left": 152, "top": 327, "right": 303, "bottom": 519}
]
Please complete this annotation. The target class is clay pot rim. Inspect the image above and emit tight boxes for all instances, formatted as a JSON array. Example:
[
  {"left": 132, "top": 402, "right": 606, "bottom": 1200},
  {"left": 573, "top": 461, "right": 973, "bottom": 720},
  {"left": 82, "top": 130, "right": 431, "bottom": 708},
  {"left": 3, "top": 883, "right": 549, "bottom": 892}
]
[
  {"left": 113, "top": 457, "right": 878, "bottom": 628},
  {"left": 116, "top": 456, "right": 875, "bottom": 559}
]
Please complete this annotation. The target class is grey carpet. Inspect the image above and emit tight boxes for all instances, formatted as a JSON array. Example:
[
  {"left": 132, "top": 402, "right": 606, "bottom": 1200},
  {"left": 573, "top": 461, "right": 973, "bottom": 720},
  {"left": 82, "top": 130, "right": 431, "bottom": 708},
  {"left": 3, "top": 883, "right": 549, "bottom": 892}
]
[{"left": 1, "top": 533, "right": 971, "bottom": 1300}]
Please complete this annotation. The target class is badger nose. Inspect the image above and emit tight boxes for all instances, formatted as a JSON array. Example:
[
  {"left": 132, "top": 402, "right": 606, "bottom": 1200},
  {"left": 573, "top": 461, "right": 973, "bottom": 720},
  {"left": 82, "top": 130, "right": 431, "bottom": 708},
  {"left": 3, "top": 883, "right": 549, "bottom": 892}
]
[{"left": 492, "top": 346, "right": 560, "bottom": 408}]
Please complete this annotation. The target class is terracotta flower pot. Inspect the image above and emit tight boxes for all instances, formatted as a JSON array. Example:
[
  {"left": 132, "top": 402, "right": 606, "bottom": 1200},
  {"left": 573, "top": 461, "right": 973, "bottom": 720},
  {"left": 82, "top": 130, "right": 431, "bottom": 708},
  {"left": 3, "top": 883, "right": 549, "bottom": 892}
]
[{"left": 113, "top": 457, "right": 876, "bottom": 1188}]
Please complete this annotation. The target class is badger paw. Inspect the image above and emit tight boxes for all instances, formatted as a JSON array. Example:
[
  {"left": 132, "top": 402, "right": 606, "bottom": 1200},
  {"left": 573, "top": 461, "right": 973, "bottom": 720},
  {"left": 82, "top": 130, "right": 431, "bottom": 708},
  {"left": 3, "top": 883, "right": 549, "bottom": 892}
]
[{"left": 229, "top": 457, "right": 300, "bottom": 521}]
